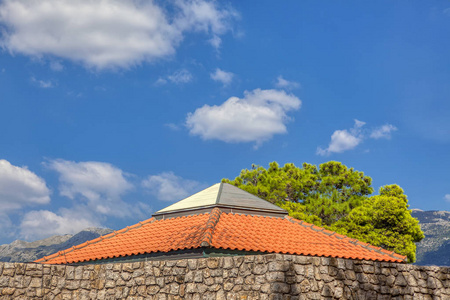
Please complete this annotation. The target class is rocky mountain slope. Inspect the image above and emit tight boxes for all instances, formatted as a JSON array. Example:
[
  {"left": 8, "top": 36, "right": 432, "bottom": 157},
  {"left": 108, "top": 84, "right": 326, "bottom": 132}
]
[
  {"left": 412, "top": 209, "right": 450, "bottom": 266},
  {"left": 0, "top": 227, "right": 113, "bottom": 263}
]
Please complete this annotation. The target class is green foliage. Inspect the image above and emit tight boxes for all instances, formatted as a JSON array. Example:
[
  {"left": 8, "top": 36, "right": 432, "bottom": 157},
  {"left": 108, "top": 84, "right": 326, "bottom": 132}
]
[
  {"left": 331, "top": 185, "right": 424, "bottom": 262},
  {"left": 276, "top": 201, "right": 322, "bottom": 226},
  {"left": 223, "top": 161, "right": 373, "bottom": 225},
  {"left": 223, "top": 162, "right": 424, "bottom": 263}
]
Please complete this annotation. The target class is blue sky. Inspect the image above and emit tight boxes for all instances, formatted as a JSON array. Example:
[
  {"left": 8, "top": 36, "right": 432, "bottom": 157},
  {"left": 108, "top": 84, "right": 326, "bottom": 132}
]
[{"left": 0, "top": 0, "right": 449, "bottom": 244}]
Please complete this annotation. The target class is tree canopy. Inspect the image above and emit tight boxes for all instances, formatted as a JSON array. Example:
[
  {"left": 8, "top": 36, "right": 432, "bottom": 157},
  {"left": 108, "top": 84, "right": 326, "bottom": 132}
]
[
  {"left": 222, "top": 161, "right": 424, "bottom": 262},
  {"left": 331, "top": 185, "right": 425, "bottom": 262}
]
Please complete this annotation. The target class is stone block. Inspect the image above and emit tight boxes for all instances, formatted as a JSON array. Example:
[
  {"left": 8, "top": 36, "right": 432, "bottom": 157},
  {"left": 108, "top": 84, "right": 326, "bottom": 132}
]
[
  {"left": 363, "top": 264, "right": 375, "bottom": 274},
  {"left": 193, "top": 271, "right": 203, "bottom": 283},
  {"left": 305, "top": 265, "right": 314, "bottom": 279},
  {"left": 2, "top": 268, "right": 15, "bottom": 277},
  {"left": 293, "top": 265, "right": 305, "bottom": 275},
  {"left": 321, "top": 284, "right": 334, "bottom": 297},
  {"left": 66, "top": 279, "right": 81, "bottom": 290},
  {"left": 222, "top": 257, "right": 234, "bottom": 269},
  {"left": 15, "top": 264, "right": 26, "bottom": 276},
  {"left": 29, "top": 277, "right": 41, "bottom": 288},
  {"left": 65, "top": 266, "right": 75, "bottom": 280},
  {"left": 147, "top": 285, "right": 160, "bottom": 295},
  {"left": 293, "top": 255, "right": 311, "bottom": 265},
  {"left": 197, "top": 258, "right": 207, "bottom": 269},
  {"left": 233, "top": 256, "right": 244, "bottom": 268},
  {"left": 266, "top": 272, "right": 285, "bottom": 282},
  {"left": 209, "top": 269, "right": 222, "bottom": 278},
  {"left": 253, "top": 264, "right": 268, "bottom": 275},
  {"left": 2, "top": 287, "right": 16, "bottom": 295},
  {"left": 204, "top": 277, "right": 214, "bottom": 286},
  {"left": 187, "top": 259, "right": 197, "bottom": 270},
  {"left": 345, "top": 259, "right": 354, "bottom": 270},
  {"left": 312, "top": 257, "right": 321, "bottom": 267},
  {"left": 427, "top": 277, "right": 437, "bottom": 289},
  {"left": 395, "top": 274, "right": 408, "bottom": 287},
  {"left": 386, "top": 275, "right": 396, "bottom": 287},
  {"left": 271, "top": 282, "right": 290, "bottom": 294}
]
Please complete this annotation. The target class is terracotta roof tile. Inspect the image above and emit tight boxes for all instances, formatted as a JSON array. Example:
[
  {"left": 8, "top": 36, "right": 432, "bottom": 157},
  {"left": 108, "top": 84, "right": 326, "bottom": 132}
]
[{"left": 36, "top": 209, "right": 406, "bottom": 264}]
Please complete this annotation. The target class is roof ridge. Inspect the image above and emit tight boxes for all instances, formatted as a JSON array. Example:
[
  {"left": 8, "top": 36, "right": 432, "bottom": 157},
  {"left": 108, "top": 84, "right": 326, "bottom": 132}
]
[
  {"left": 200, "top": 207, "right": 222, "bottom": 247},
  {"left": 35, "top": 217, "right": 157, "bottom": 263},
  {"left": 215, "top": 182, "right": 224, "bottom": 204},
  {"left": 285, "top": 216, "right": 407, "bottom": 262}
]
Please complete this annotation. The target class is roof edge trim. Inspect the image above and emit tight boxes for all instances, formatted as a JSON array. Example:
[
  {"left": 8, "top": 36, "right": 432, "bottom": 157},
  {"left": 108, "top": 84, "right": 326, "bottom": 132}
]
[{"left": 153, "top": 204, "right": 288, "bottom": 219}]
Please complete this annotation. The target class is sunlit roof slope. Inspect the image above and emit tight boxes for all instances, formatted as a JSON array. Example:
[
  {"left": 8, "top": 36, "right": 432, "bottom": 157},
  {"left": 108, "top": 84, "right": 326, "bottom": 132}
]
[
  {"left": 153, "top": 182, "right": 287, "bottom": 218},
  {"left": 36, "top": 209, "right": 406, "bottom": 264}
]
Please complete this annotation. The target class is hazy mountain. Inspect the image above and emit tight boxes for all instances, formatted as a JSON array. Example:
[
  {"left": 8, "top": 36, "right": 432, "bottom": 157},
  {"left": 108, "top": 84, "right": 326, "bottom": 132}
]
[
  {"left": 412, "top": 209, "right": 450, "bottom": 266},
  {"left": 0, "top": 227, "right": 113, "bottom": 263}
]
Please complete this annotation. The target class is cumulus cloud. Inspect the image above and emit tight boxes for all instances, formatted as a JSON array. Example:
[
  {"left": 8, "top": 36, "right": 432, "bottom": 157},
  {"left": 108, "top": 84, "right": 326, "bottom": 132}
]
[
  {"left": 210, "top": 68, "right": 234, "bottom": 86},
  {"left": 155, "top": 69, "right": 193, "bottom": 85},
  {"left": 20, "top": 208, "right": 100, "bottom": 240},
  {"left": 186, "top": 89, "right": 301, "bottom": 146},
  {"left": 317, "top": 120, "right": 398, "bottom": 156},
  {"left": 0, "top": 0, "right": 237, "bottom": 70},
  {"left": 370, "top": 124, "right": 398, "bottom": 139},
  {"left": 167, "top": 69, "right": 193, "bottom": 84},
  {"left": 46, "top": 159, "right": 135, "bottom": 217},
  {"left": 317, "top": 120, "right": 365, "bottom": 156},
  {"left": 31, "top": 77, "right": 54, "bottom": 88},
  {"left": 0, "top": 159, "right": 50, "bottom": 211},
  {"left": 142, "top": 172, "right": 203, "bottom": 202},
  {"left": 275, "top": 76, "right": 300, "bottom": 90},
  {"left": 174, "top": 0, "right": 238, "bottom": 49},
  {"left": 445, "top": 194, "right": 450, "bottom": 203},
  {"left": 49, "top": 61, "right": 64, "bottom": 72}
]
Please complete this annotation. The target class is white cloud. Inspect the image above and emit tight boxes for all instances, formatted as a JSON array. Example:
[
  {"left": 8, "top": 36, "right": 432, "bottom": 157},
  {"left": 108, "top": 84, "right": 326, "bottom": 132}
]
[
  {"left": 275, "top": 76, "right": 300, "bottom": 90},
  {"left": 174, "top": 0, "right": 238, "bottom": 50},
  {"left": 444, "top": 194, "right": 450, "bottom": 203},
  {"left": 208, "top": 35, "right": 222, "bottom": 49},
  {"left": 0, "top": 159, "right": 50, "bottom": 211},
  {"left": 142, "top": 172, "right": 203, "bottom": 202},
  {"left": 31, "top": 77, "right": 54, "bottom": 88},
  {"left": 155, "top": 69, "right": 193, "bottom": 85},
  {"left": 20, "top": 208, "right": 100, "bottom": 240},
  {"left": 210, "top": 68, "right": 234, "bottom": 86},
  {"left": 46, "top": 159, "right": 134, "bottom": 217},
  {"left": 155, "top": 78, "right": 168, "bottom": 86},
  {"left": 186, "top": 89, "right": 301, "bottom": 145},
  {"left": 167, "top": 69, "right": 193, "bottom": 84},
  {"left": 0, "top": 0, "right": 236, "bottom": 70},
  {"left": 370, "top": 124, "right": 398, "bottom": 139},
  {"left": 49, "top": 61, "right": 64, "bottom": 72},
  {"left": 317, "top": 120, "right": 365, "bottom": 156},
  {"left": 0, "top": 213, "right": 14, "bottom": 239},
  {"left": 317, "top": 120, "right": 399, "bottom": 156},
  {"left": 165, "top": 123, "right": 181, "bottom": 131}
]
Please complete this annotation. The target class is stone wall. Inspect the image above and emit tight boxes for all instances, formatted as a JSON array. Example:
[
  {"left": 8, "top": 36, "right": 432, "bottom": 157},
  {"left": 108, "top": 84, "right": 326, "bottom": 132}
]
[{"left": 0, "top": 254, "right": 449, "bottom": 299}]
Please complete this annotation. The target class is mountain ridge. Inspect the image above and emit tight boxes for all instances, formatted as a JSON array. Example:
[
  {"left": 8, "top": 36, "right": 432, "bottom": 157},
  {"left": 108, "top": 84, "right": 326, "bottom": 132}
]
[
  {"left": 411, "top": 209, "right": 450, "bottom": 266},
  {"left": 0, "top": 227, "right": 113, "bottom": 263}
]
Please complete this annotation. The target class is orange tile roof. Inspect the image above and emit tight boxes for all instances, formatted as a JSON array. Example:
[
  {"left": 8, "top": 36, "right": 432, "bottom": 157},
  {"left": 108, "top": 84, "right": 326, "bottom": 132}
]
[{"left": 36, "top": 208, "right": 406, "bottom": 264}]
